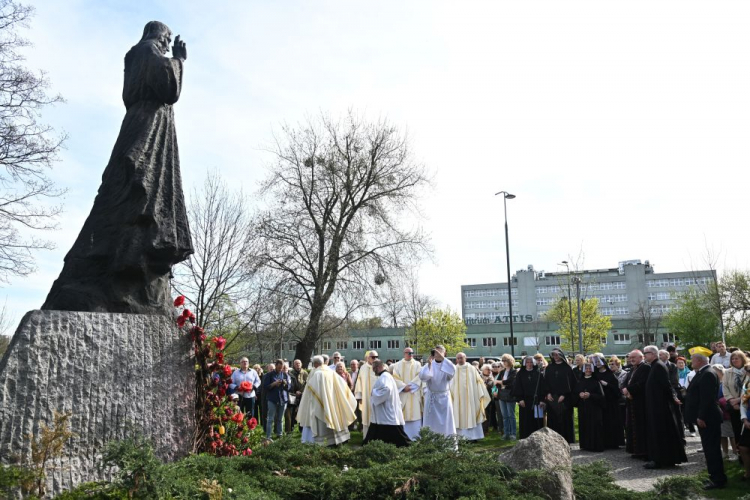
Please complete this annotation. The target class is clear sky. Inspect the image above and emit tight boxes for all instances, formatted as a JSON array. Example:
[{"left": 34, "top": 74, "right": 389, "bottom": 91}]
[{"left": 3, "top": 0, "right": 749, "bottom": 329}]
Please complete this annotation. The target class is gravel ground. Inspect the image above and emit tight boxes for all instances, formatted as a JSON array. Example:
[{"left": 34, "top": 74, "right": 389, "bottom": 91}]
[{"left": 570, "top": 433, "right": 708, "bottom": 492}]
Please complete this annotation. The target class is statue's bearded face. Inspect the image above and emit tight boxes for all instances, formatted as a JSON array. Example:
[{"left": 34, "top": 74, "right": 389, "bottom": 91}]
[{"left": 156, "top": 32, "right": 171, "bottom": 55}]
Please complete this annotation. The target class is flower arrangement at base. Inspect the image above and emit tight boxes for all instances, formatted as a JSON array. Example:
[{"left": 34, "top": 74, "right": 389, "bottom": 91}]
[{"left": 173, "top": 295, "right": 263, "bottom": 456}]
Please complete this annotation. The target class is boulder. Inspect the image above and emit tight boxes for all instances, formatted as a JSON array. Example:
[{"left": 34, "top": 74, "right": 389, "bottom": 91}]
[
  {"left": 0, "top": 310, "right": 195, "bottom": 496},
  {"left": 498, "top": 427, "right": 574, "bottom": 500}
]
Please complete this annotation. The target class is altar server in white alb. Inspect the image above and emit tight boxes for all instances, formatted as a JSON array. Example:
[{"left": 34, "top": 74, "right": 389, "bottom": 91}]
[
  {"left": 363, "top": 360, "right": 411, "bottom": 447},
  {"left": 419, "top": 345, "right": 456, "bottom": 437},
  {"left": 390, "top": 347, "right": 423, "bottom": 440},
  {"left": 450, "top": 352, "right": 491, "bottom": 441},
  {"left": 297, "top": 356, "right": 357, "bottom": 446}
]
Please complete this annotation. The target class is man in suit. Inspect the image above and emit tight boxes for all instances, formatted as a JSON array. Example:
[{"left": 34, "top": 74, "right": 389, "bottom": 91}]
[{"left": 685, "top": 352, "right": 727, "bottom": 490}]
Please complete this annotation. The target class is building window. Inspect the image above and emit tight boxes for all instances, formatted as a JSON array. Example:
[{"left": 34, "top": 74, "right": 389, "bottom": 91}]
[
  {"left": 336, "top": 341, "right": 348, "bottom": 350},
  {"left": 661, "top": 333, "right": 677, "bottom": 344},
  {"left": 352, "top": 340, "right": 365, "bottom": 350},
  {"left": 613, "top": 333, "right": 630, "bottom": 344},
  {"left": 600, "top": 336, "right": 608, "bottom": 345},
  {"left": 482, "top": 337, "right": 497, "bottom": 347},
  {"left": 465, "top": 338, "right": 477, "bottom": 347},
  {"left": 369, "top": 340, "right": 381, "bottom": 349},
  {"left": 387, "top": 340, "right": 400, "bottom": 349},
  {"left": 648, "top": 292, "right": 671, "bottom": 301},
  {"left": 545, "top": 336, "right": 561, "bottom": 346},
  {"left": 502, "top": 337, "right": 518, "bottom": 346},
  {"left": 536, "top": 297, "right": 556, "bottom": 306},
  {"left": 322, "top": 341, "right": 331, "bottom": 351},
  {"left": 613, "top": 281, "right": 626, "bottom": 289}
]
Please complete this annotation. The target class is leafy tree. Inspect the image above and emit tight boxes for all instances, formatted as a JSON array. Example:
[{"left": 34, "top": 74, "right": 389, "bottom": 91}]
[
  {"left": 719, "top": 270, "right": 750, "bottom": 347},
  {"left": 663, "top": 287, "right": 721, "bottom": 349},
  {"left": 0, "top": 1, "right": 66, "bottom": 281},
  {"left": 631, "top": 300, "right": 663, "bottom": 347},
  {"left": 405, "top": 308, "right": 466, "bottom": 356},
  {"left": 257, "top": 111, "right": 431, "bottom": 364},
  {"left": 544, "top": 297, "right": 611, "bottom": 353}
]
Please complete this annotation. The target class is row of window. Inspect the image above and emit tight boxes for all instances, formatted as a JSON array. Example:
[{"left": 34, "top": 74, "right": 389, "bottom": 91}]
[
  {"left": 464, "top": 300, "right": 519, "bottom": 310},
  {"left": 600, "top": 307, "right": 629, "bottom": 315},
  {"left": 650, "top": 305, "right": 673, "bottom": 314},
  {"left": 536, "top": 282, "right": 626, "bottom": 294},
  {"left": 647, "top": 277, "right": 711, "bottom": 288},
  {"left": 464, "top": 288, "right": 518, "bottom": 298},
  {"left": 648, "top": 292, "right": 672, "bottom": 301},
  {"left": 283, "top": 331, "right": 680, "bottom": 353},
  {"left": 598, "top": 294, "right": 628, "bottom": 303},
  {"left": 536, "top": 297, "right": 557, "bottom": 306}
]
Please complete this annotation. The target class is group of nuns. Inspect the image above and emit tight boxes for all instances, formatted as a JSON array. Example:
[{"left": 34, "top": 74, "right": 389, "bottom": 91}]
[{"left": 511, "top": 347, "right": 623, "bottom": 452}]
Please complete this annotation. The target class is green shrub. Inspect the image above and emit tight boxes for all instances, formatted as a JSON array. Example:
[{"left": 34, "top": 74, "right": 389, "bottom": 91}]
[{"left": 651, "top": 475, "right": 704, "bottom": 499}]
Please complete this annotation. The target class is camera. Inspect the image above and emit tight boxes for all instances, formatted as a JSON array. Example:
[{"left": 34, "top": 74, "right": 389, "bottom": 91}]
[{"left": 431, "top": 349, "right": 436, "bottom": 357}]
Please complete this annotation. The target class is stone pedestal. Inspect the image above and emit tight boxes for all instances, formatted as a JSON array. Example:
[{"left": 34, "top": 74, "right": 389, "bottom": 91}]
[{"left": 0, "top": 310, "right": 195, "bottom": 495}]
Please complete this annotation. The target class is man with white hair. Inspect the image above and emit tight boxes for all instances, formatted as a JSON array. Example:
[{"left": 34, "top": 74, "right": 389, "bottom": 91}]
[
  {"left": 451, "top": 352, "right": 491, "bottom": 441},
  {"left": 623, "top": 349, "right": 650, "bottom": 459},
  {"left": 419, "top": 345, "right": 456, "bottom": 437},
  {"left": 685, "top": 352, "right": 727, "bottom": 490},
  {"left": 329, "top": 352, "right": 342, "bottom": 370},
  {"left": 363, "top": 359, "right": 410, "bottom": 447},
  {"left": 643, "top": 345, "right": 686, "bottom": 469},
  {"left": 390, "top": 347, "right": 423, "bottom": 440},
  {"left": 354, "top": 350, "right": 379, "bottom": 437},
  {"left": 297, "top": 355, "right": 357, "bottom": 446}
]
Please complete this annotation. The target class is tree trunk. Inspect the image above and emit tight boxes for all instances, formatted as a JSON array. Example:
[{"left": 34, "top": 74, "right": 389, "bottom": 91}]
[{"left": 295, "top": 303, "right": 325, "bottom": 366}]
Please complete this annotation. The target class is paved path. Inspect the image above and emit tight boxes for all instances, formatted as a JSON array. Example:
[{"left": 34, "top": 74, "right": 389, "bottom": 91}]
[{"left": 570, "top": 434, "right": 707, "bottom": 492}]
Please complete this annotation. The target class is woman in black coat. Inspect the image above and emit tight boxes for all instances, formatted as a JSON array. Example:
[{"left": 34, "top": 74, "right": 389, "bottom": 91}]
[
  {"left": 593, "top": 355, "right": 625, "bottom": 449},
  {"left": 513, "top": 356, "right": 545, "bottom": 439}
]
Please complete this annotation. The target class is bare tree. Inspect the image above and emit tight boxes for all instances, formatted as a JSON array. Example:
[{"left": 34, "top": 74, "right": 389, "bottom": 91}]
[
  {"left": 0, "top": 1, "right": 66, "bottom": 281},
  {"left": 257, "top": 111, "right": 431, "bottom": 364},
  {"left": 172, "top": 171, "right": 258, "bottom": 331},
  {"left": 631, "top": 300, "right": 663, "bottom": 347}
]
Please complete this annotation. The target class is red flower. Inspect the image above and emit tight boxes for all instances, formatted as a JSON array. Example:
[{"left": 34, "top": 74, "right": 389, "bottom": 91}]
[
  {"left": 174, "top": 295, "right": 185, "bottom": 307},
  {"left": 217, "top": 353, "right": 224, "bottom": 364},
  {"left": 217, "top": 388, "right": 226, "bottom": 397},
  {"left": 232, "top": 412, "right": 244, "bottom": 423},
  {"left": 212, "top": 336, "right": 227, "bottom": 351},
  {"left": 243, "top": 449, "right": 253, "bottom": 456},
  {"left": 182, "top": 308, "right": 191, "bottom": 318},
  {"left": 189, "top": 312, "right": 196, "bottom": 324},
  {"left": 223, "top": 364, "right": 233, "bottom": 378},
  {"left": 242, "top": 437, "right": 248, "bottom": 444},
  {"left": 239, "top": 381, "right": 252, "bottom": 393},
  {"left": 247, "top": 417, "right": 258, "bottom": 430},
  {"left": 176, "top": 316, "right": 186, "bottom": 328}
]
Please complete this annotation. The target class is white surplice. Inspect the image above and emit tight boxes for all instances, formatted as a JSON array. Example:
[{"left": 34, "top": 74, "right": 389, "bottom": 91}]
[
  {"left": 419, "top": 358, "right": 456, "bottom": 437},
  {"left": 450, "top": 363, "right": 491, "bottom": 440},
  {"left": 370, "top": 371, "right": 405, "bottom": 425}
]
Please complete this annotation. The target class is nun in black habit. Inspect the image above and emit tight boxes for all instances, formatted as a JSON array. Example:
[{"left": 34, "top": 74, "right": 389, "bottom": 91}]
[
  {"left": 544, "top": 348, "right": 577, "bottom": 443},
  {"left": 513, "top": 356, "right": 545, "bottom": 439},
  {"left": 574, "top": 363, "right": 605, "bottom": 452},
  {"left": 593, "top": 355, "right": 625, "bottom": 449}
]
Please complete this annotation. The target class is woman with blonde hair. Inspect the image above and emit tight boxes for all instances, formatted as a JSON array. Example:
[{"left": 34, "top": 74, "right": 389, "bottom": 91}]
[
  {"left": 724, "top": 351, "right": 749, "bottom": 459},
  {"left": 335, "top": 361, "right": 354, "bottom": 391},
  {"left": 498, "top": 353, "right": 518, "bottom": 440}
]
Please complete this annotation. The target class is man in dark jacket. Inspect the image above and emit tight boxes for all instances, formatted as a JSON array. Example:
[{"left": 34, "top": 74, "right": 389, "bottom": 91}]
[
  {"left": 262, "top": 359, "right": 291, "bottom": 440},
  {"left": 685, "top": 353, "right": 727, "bottom": 490},
  {"left": 643, "top": 346, "right": 687, "bottom": 469}
]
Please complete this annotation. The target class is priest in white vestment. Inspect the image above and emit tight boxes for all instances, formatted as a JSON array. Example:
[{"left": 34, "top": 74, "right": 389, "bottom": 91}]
[
  {"left": 390, "top": 347, "right": 423, "bottom": 440},
  {"left": 297, "top": 356, "right": 357, "bottom": 446},
  {"left": 419, "top": 345, "right": 456, "bottom": 437},
  {"left": 450, "top": 352, "right": 491, "bottom": 441},
  {"left": 354, "top": 350, "right": 378, "bottom": 438},
  {"left": 363, "top": 360, "right": 411, "bottom": 447}
]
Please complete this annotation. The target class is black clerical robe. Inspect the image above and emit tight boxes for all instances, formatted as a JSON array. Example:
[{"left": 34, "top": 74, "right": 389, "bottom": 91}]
[
  {"left": 544, "top": 361, "right": 577, "bottom": 443},
  {"left": 625, "top": 362, "right": 650, "bottom": 457},
  {"left": 513, "top": 367, "right": 544, "bottom": 439},
  {"left": 645, "top": 360, "right": 687, "bottom": 466},
  {"left": 574, "top": 376, "right": 605, "bottom": 452},
  {"left": 595, "top": 368, "right": 625, "bottom": 448}
]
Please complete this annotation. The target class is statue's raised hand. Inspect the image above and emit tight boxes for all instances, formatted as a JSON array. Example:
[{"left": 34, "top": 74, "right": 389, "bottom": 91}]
[{"left": 172, "top": 35, "right": 187, "bottom": 61}]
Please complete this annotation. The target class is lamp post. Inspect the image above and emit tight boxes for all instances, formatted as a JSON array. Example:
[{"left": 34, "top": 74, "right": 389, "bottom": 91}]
[
  {"left": 558, "top": 261, "right": 575, "bottom": 350},
  {"left": 495, "top": 191, "right": 516, "bottom": 358},
  {"left": 573, "top": 276, "right": 583, "bottom": 354}
]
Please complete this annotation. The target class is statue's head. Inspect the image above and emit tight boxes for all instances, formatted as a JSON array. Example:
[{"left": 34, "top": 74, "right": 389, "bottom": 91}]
[{"left": 140, "top": 21, "right": 172, "bottom": 55}]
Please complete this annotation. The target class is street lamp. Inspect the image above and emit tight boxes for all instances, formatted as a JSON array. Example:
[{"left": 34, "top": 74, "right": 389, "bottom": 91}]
[
  {"left": 558, "top": 261, "right": 575, "bottom": 351},
  {"left": 495, "top": 191, "right": 516, "bottom": 358}
]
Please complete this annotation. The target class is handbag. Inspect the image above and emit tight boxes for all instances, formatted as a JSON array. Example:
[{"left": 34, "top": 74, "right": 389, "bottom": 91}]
[{"left": 499, "top": 388, "right": 513, "bottom": 402}]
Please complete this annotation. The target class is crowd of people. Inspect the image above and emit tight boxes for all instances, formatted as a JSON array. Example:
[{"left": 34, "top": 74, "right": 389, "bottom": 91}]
[{"left": 227, "top": 340, "right": 750, "bottom": 491}]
